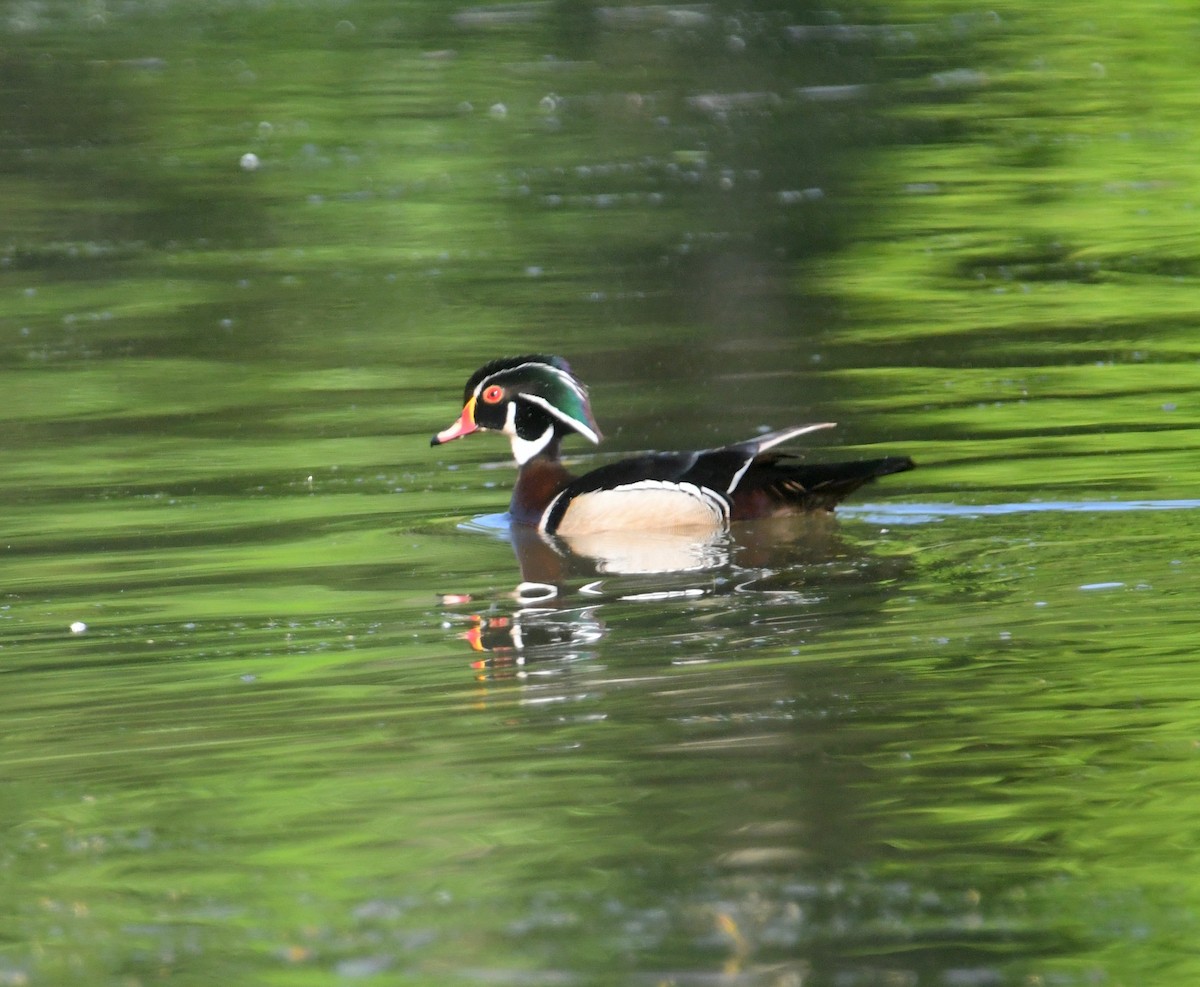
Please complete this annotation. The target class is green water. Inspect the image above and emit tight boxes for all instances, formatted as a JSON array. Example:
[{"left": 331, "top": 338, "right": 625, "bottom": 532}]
[{"left": 3, "top": 2, "right": 1200, "bottom": 985}]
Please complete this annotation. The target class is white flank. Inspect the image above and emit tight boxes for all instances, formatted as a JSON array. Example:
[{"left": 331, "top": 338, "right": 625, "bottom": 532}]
[{"left": 548, "top": 480, "right": 729, "bottom": 535}]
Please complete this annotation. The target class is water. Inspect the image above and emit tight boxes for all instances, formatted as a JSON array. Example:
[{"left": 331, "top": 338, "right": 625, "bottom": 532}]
[{"left": 3, "top": 2, "right": 1200, "bottom": 985}]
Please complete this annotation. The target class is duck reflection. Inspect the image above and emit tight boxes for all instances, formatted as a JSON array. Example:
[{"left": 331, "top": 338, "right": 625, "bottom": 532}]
[
  {"left": 510, "top": 517, "right": 732, "bottom": 583},
  {"left": 460, "top": 605, "right": 605, "bottom": 674},
  {"left": 446, "top": 513, "right": 907, "bottom": 670},
  {"left": 511, "top": 510, "right": 849, "bottom": 586}
]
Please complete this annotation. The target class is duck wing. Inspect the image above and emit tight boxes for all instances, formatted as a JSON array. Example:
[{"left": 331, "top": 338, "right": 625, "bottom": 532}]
[
  {"left": 540, "top": 424, "right": 842, "bottom": 535},
  {"left": 730, "top": 453, "right": 915, "bottom": 517}
]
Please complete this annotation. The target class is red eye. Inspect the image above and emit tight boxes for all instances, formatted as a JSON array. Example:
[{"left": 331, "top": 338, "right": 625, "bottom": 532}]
[{"left": 481, "top": 385, "right": 504, "bottom": 404}]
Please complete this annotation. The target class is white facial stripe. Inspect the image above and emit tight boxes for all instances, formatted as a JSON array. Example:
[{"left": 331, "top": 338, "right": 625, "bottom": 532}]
[
  {"left": 518, "top": 392, "right": 600, "bottom": 444},
  {"left": 514, "top": 361, "right": 588, "bottom": 402},
  {"left": 476, "top": 361, "right": 588, "bottom": 403}
]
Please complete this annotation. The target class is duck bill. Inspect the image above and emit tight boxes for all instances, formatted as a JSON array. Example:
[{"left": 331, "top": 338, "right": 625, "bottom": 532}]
[{"left": 431, "top": 397, "right": 478, "bottom": 446}]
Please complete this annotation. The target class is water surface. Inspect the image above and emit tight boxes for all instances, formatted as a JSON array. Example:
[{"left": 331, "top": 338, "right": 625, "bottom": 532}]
[{"left": 3, "top": 2, "right": 1200, "bottom": 985}]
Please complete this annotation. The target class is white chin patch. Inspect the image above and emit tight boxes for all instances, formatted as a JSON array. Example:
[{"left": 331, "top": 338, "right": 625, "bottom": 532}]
[
  {"left": 510, "top": 423, "right": 555, "bottom": 465},
  {"left": 548, "top": 481, "right": 730, "bottom": 535}
]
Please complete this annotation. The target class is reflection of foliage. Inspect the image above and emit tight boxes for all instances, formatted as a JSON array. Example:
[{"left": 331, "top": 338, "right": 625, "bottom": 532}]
[
  {"left": 0, "top": 1, "right": 987, "bottom": 395},
  {"left": 487, "top": 3, "right": 989, "bottom": 309},
  {"left": 8, "top": 2, "right": 981, "bottom": 257},
  {"left": 1, "top": 53, "right": 268, "bottom": 250}
]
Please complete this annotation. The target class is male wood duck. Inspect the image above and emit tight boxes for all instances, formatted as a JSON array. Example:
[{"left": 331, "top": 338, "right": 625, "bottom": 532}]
[{"left": 431, "top": 355, "right": 914, "bottom": 536}]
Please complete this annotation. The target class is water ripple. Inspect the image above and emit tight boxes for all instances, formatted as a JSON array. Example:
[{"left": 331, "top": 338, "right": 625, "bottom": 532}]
[{"left": 844, "top": 499, "right": 1200, "bottom": 524}]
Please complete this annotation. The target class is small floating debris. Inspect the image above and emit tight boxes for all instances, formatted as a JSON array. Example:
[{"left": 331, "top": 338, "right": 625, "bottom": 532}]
[
  {"left": 795, "top": 83, "right": 870, "bottom": 101},
  {"left": 931, "top": 68, "right": 988, "bottom": 89},
  {"left": 778, "top": 188, "right": 824, "bottom": 205},
  {"left": 597, "top": 5, "right": 712, "bottom": 28},
  {"left": 69, "top": 621, "right": 88, "bottom": 634},
  {"left": 786, "top": 23, "right": 924, "bottom": 42},
  {"left": 86, "top": 58, "right": 168, "bottom": 71},
  {"left": 687, "top": 91, "right": 781, "bottom": 114},
  {"left": 452, "top": 3, "right": 549, "bottom": 29},
  {"left": 1079, "top": 581, "right": 1125, "bottom": 591}
]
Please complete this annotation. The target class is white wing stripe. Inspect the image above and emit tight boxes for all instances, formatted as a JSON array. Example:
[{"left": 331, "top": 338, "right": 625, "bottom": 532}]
[
  {"left": 753, "top": 422, "right": 837, "bottom": 453},
  {"left": 727, "top": 455, "right": 754, "bottom": 494}
]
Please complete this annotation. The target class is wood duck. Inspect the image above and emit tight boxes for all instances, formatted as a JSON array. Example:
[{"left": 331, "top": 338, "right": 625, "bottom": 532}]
[{"left": 431, "top": 355, "right": 914, "bottom": 536}]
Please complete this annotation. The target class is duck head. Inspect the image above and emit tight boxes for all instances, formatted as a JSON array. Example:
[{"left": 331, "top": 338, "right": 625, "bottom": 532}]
[{"left": 431, "top": 355, "right": 603, "bottom": 464}]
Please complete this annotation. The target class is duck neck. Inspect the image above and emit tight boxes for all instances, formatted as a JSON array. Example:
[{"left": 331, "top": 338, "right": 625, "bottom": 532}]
[{"left": 510, "top": 451, "right": 572, "bottom": 526}]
